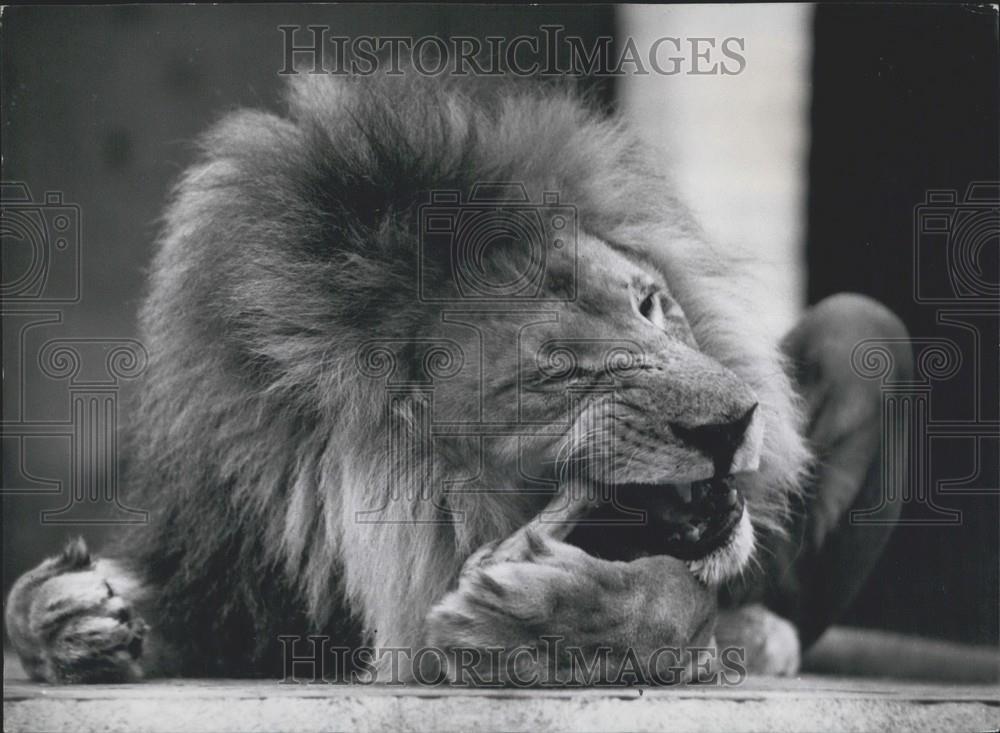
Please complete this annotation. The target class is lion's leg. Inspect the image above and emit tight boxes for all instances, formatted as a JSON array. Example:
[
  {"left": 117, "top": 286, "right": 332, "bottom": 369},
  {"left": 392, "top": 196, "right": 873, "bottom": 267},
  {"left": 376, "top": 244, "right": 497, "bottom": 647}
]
[
  {"left": 720, "top": 293, "right": 911, "bottom": 670},
  {"left": 423, "top": 485, "right": 718, "bottom": 685},
  {"left": 776, "top": 293, "right": 911, "bottom": 643},
  {"left": 5, "top": 538, "right": 174, "bottom": 683}
]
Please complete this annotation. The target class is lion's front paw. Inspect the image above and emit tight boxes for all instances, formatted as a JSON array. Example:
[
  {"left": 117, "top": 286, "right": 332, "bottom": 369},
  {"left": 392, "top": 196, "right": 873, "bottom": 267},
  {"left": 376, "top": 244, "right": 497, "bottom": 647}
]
[
  {"left": 425, "top": 528, "right": 717, "bottom": 684},
  {"left": 715, "top": 604, "right": 800, "bottom": 676},
  {"left": 425, "top": 530, "right": 622, "bottom": 683},
  {"left": 427, "top": 529, "right": 623, "bottom": 651},
  {"left": 5, "top": 539, "right": 148, "bottom": 683}
]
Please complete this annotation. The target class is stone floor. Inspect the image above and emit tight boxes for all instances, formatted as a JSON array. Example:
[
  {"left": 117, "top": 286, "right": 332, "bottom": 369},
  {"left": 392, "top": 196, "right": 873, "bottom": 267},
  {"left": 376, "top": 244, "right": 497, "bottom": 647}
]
[{"left": 4, "top": 654, "right": 998, "bottom": 732}]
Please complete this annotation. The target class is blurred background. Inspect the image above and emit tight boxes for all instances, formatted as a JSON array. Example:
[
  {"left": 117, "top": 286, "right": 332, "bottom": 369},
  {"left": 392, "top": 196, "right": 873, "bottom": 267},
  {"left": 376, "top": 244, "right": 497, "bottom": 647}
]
[{"left": 3, "top": 4, "right": 997, "bottom": 647}]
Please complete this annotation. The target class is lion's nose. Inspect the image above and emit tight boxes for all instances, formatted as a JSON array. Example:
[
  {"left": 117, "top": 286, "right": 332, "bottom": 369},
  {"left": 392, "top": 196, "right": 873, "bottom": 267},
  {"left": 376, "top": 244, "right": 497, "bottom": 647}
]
[{"left": 669, "top": 403, "right": 758, "bottom": 476}]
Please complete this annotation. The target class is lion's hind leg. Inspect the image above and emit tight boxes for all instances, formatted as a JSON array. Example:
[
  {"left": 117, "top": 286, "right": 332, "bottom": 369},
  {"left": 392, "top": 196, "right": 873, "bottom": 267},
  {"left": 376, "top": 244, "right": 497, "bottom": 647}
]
[{"left": 5, "top": 538, "right": 152, "bottom": 683}]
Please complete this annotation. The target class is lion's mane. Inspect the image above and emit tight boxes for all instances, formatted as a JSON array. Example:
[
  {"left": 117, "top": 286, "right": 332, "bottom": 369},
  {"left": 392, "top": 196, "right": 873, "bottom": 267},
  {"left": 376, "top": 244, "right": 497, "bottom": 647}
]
[{"left": 124, "top": 72, "right": 811, "bottom": 675}]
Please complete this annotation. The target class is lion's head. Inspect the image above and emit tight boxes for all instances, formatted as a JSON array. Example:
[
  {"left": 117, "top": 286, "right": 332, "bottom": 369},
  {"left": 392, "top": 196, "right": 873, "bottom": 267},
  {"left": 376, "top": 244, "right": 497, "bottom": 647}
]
[
  {"left": 411, "top": 224, "right": 767, "bottom": 583},
  {"left": 140, "top": 71, "right": 812, "bottom": 649}
]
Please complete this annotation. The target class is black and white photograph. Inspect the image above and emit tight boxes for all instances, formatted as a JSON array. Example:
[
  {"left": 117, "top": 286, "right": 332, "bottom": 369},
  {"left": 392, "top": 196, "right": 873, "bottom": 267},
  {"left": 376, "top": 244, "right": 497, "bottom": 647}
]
[{"left": 2, "top": 3, "right": 998, "bottom": 732}]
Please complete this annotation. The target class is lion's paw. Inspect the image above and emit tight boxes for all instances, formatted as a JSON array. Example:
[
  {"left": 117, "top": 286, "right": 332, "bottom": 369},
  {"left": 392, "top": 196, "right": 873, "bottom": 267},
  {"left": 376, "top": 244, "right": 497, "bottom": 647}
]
[
  {"left": 5, "top": 539, "right": 148, "bottom": 683},
  {"left": 428, "top": 530, "right": 614, "bottom": 646},
  {"left": 715, "top": 604, "right": 800, "bottom": 676},
  {"left": 425, "top": 528, "right": 720, "bottom": 685}
]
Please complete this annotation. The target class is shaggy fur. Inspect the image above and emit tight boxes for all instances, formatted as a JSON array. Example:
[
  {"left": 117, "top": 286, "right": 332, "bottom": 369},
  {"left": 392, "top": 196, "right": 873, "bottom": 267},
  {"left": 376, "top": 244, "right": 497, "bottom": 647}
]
[{"left": 10, "top": 72, "right": 812, "bottom": 680}]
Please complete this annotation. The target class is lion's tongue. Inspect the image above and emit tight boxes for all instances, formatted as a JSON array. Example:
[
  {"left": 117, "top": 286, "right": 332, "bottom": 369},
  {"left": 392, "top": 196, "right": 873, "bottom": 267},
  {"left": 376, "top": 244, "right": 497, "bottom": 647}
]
[{"left": 564, "top": 478, "right": 744, "bottom": 562}]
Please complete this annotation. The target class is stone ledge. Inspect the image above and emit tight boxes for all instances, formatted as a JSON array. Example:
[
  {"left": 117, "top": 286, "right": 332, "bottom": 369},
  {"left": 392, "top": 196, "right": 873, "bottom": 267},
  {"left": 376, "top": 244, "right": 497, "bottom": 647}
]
[{"left": 5, "top": 660, "right": 998, "bottom": 733}]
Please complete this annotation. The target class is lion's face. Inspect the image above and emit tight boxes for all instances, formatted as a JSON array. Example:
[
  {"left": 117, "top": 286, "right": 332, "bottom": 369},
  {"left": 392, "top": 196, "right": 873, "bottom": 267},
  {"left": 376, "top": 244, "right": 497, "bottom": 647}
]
[{"left": 427, "top": 232, "right": 763, "bottom": 581}]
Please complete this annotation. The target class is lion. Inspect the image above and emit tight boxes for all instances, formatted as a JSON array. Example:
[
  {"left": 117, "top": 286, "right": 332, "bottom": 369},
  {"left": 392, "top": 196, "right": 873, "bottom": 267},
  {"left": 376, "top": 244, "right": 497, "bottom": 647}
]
[{"left": 5, "top": 71, "right": 911, "bottom": 684}]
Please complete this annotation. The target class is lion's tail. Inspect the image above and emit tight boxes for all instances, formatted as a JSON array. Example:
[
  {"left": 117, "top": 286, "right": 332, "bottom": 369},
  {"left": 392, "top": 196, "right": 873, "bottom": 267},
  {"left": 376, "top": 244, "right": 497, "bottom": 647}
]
[{"left": 803, "top": 626, "right": 999, "bottom": 683}]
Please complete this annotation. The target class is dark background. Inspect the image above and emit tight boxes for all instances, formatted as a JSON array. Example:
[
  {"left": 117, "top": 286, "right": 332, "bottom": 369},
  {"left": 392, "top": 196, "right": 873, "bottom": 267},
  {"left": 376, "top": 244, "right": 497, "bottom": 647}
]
[
  {"left": 3, "top": 4, "right": 997, "bottom": 646},
  {"left": 808, "top": 4, "right": 998, "bottom": 644}
]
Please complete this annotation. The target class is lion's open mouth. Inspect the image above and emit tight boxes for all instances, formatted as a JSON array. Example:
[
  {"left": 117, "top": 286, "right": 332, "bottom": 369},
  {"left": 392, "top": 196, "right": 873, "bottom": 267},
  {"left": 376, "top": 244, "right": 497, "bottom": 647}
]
[{"left": 564, "top": 475, "right": 747, "bottom": 563}]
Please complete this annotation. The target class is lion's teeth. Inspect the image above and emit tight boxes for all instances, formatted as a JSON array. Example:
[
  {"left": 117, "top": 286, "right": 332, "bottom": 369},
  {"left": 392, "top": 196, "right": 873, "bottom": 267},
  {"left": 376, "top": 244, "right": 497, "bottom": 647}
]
[{"left": 675, "top": 482, "right": 693, "bottom": 503}]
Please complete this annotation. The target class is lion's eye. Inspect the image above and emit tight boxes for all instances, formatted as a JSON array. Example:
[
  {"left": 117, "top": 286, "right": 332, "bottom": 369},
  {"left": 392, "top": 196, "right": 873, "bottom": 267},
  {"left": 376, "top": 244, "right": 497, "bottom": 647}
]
[{"left": 637, "top": 291, "right": 667, "bottom": 330}]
